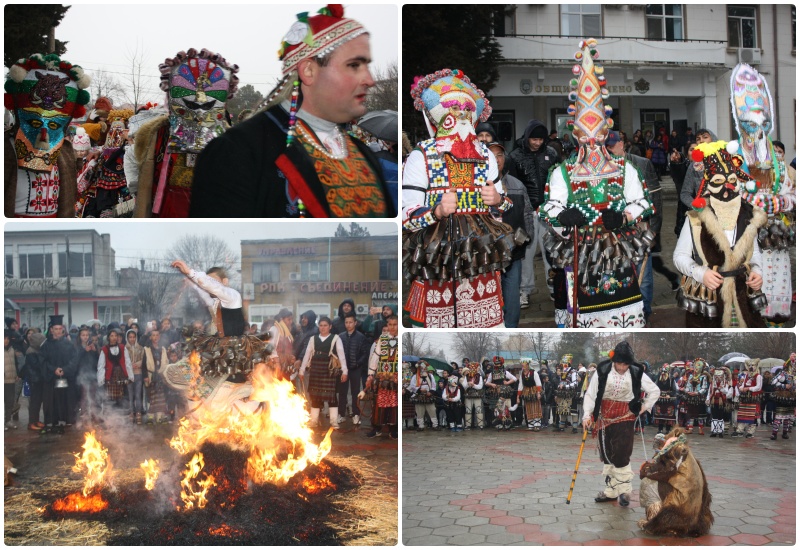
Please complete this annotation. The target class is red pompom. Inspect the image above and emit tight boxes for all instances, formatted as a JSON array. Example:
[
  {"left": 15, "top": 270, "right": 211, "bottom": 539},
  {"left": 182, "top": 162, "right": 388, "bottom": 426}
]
[
  {"left": 691, "top": 148, "right": 705, "bottom": 162},
  {"left": 327, "top": 4, "right": 344, "bottom": 18},
  {"left": 73, "top": 105, "right": 86, "bottom": 119},
  {"left": 4, "top": 94, "right": 15, "bottom": 111},
  {"left": 692, "top": 197, "right": 707, "bottom": 210},
  {"left": 608, "top": 350, "right": 614, "bottom": 359}
]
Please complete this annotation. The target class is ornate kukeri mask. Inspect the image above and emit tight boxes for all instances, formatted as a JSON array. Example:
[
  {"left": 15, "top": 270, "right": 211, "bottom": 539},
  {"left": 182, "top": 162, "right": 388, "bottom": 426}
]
[
  {"left": 730, "top": 63, "right": 774, "bottom": 170},
  {"left": 159, "top": 48, "right": 239, "bottom": 154},
  {"left": 4, "top": 54, "right": 91, "bottom": 171}
]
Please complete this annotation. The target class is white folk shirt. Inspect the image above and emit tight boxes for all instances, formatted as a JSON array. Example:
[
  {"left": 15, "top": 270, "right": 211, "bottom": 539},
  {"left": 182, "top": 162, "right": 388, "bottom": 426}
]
[
  {"left": 188, "top": 269, "right": 242, "bottom": 319},
  {"left": 299, "top": 333, "right": 348, "bottom": 377},
  {"left": 673, "top": 219, "right": 763, "bottom": 284},
  {"left": 582, "top": 367, "right": 660, "bottom": 423}
]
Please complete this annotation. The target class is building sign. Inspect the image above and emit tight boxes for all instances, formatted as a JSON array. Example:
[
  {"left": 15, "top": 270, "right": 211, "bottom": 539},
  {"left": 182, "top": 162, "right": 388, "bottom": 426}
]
[
  {"left": 259, "top": 281, "right": 395, "bottom": 294},
  {"left": 520, "top": 79, "right": 532, "bottom": 95},
  {"left": 4, "top": 278, "right": 65, "bottom": 292},
  {"left": 258, "top": 246, "right": 317, "bottom": 256},
  {"left": 635, "top": 78, "right": 650, "bottom": 94},
  {"left": 371, "top": 292, "right": 398, "bottom": 300},
  {"left": 533, "top": 84, "right": 633, "bottom": 94}
]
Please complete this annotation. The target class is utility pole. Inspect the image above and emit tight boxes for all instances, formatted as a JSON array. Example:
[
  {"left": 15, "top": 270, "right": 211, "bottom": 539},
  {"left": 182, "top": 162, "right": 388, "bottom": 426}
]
[{"left": 65, "top": 237, "right": 73, "bottom": 328}]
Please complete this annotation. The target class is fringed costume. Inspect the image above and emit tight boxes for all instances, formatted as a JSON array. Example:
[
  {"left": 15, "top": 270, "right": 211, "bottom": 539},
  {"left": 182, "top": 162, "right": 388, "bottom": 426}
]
[
  {"left": 403, "top": 69, "right": 520, "bottom": 328},
  {"left": 539, "top": 40, "right": 653, "bottom": 328}
]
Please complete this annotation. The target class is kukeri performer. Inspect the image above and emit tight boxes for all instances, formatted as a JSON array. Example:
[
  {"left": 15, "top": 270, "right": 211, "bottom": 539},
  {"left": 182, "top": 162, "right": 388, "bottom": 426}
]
[
  {"left": 408, "top": 360, "right": 439, "bottom": 431},
  {"left": 172, "top": 261, "right": 245, "bottom": 337},
  {"left": 652, "top": 364, "right": 676, "bottom": 434},
  {"left": 682, "top": 360, "right": 709, "bottom": 435},
  {"left": 733, "top": 358, "right": 762, "bottom": 438},
  {"left": 582, "top": 341, "right": 660, "bottom": 506},
  {"left": 403, "top": 68, "right": 519, "bottom": 328},
  {"left": 484, "top": 356, "right": 517, "bottom": 429},
  {"left": 517, "top": 359, "right": 543, "bottom": 431},
  {"left": 443, "top": 376, "right": 464, "bottom": 432},
  {"left": 555, "top": 355, "right": 579, "bottom": 432},
  {"left": 730, "top": 64, "right": 795, "bottom": 326},
  {"left": 770, "top": 354, "right": 795, "bottom": 440},
  {"left": 460, "top": 361, "right": 485, "bottom": 429},
  {"left": 539, "top": 39, "right": 654, "bottom": 328},
  {"left": 707, "top": 365, "right": 733, "bottom": 439},
  {"left": 365, "top": 315, "right": 399, "bottom": 439}
]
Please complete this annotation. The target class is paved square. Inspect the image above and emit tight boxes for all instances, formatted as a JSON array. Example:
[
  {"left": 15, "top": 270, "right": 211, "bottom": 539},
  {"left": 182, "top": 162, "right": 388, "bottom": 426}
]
[{"left": 402, "top": 425, "right": 795, "bottom": 545}]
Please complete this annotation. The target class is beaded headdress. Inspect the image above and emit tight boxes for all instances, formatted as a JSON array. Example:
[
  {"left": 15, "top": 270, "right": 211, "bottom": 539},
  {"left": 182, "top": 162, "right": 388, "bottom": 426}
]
[
  {"left": 560, "top": 354, "right": 573, "bottom": 365},
  {"left": 690, "top": 141, "right": 751, "bottom": 209},
  {"left": 104, "top": 109, "right": 134, "bottom": 148},
  {"left": 410, "top": 68, "right": 490, "bottom": 138},
  {"left": 730, "top": 63, "right": 775, "bottom": 167},
  {"left": 566, "top": 39, "right": 613, "bottom": 146},
  {"left": 4, "top": 53, "right": 91, "bottom": 171},
  {"left": 158, "top": 48, "right": 239, "bottom": 154},
  {"left": 262, "top": 4, "right": 368, "bottom": 147}
]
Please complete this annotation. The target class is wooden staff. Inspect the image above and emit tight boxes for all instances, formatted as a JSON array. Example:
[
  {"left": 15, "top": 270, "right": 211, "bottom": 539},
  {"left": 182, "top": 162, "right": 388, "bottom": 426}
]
[
  {"left": 572, "top": 226, "right": 579, "bottom": 328},
  {"left": 566, "top": 428, "right": 589, "bottom": 504},
  {"left": 450, "top": 213, "right": 458, "bottom": 328}
]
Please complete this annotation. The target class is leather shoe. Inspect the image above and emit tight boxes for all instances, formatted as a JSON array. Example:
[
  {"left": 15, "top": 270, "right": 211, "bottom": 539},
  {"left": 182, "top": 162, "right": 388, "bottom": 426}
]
[
  {"left": 618, "top": 493, "right": 630, "bottom": 506},
  {"left": 595, "top": 493, "right": 615, "bottom": 503}
]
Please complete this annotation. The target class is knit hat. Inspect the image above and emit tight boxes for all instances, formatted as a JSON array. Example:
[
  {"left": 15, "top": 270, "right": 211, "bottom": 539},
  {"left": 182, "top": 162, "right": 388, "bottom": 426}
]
[
  {"left": 278, "top": 4, "right": 367, "bottom": 75},
  {"left": 4, "top": 53, "right": 92, "bottom": 171},
  {"left": 4, "top": 317, "right": 16, "bottom": 328},
  {"left": 94, "top": 96, "right": 113, "bottom": 113},
  {"left": 610, "top": 341, "right": 635, "bottom": 364},
  {"left": 260, "top": 4, "right": 367, "bottom": 147},
  {"left": 530, "top": 124, "right": 549, "bottom": 140},
  {"left": 475, "top": 122, "right": 498, "bottom": 142},
  {"left": 27, "top": 332, "right": 46, "bottom": 351},
  {"left": 72, "top": 126, "right": 91, "bottom": 156}
]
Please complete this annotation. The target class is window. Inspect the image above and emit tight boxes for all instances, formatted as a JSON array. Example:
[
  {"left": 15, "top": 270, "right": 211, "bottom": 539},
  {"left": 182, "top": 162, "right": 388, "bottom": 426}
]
[
  {"left": 645, "top": 5, "right": 683, "bottom": 41},
  {"left": 18, "top": 245, "right": 53, "bottom": 279},
  {"left": 379, "top": 259, "right": 397, "bottom": 281},
  {"left": 300, "top": 261, "right": 329, "bottom": 282},
  {"left": 728, "top": 6, "right": 757, "bottom": 48},
  {"left": 561, "top": 5, "right": 601, "bottom": 37},
  {"left": 248, "top": 304, "right": 284, "bottom": 324},
  {"left": 98, "top": 305, "right": 123, "bottom": 325},
  {"left": 5, "top": 245, "right": 12, "bottom": 278},
  {"left": 252, "top": 262, "right": 280, "bottom": 284},
  {"left": 57, "top": 243, "right": 92, "bottom": 278}
]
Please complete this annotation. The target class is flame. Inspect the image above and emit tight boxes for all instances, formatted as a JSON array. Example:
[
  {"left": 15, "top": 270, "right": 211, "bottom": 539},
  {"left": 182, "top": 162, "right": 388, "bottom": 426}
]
[
  {"left": 73, "top": 431, "right": 113, "bottom": 497},
  {"left": 179, "top": 453, "right": 216, "bottom": 510},
  {"left": 140, "top": 459, "right": 160, "bottom": 491},
  {"left": 52, "top": 492, "right": 108, "bottom": 513},
  {"left": 170, "top": 362, "right": 333, "bottom": 488},
  {"left": 187, "top": 351, "right": 206, "bottom": 402}
]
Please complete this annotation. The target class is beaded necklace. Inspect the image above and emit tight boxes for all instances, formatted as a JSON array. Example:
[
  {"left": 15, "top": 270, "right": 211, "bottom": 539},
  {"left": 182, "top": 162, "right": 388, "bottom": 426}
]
[{"left": 295, "top": 119, "right": 347, "bottom": 160}]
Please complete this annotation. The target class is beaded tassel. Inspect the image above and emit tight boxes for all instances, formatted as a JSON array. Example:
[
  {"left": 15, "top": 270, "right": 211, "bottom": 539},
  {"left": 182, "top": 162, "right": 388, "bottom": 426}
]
[
  {"left": 297, "top": 199, "right": 306, "bottom": 218},
  {"left": 286, "top": 80, "right": 300, "bottom": 147}
]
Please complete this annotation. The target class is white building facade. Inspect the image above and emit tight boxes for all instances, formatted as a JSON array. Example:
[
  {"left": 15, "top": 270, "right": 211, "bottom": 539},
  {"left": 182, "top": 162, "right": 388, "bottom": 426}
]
[
  {"left": 4, "top": 230, "right": 132, "bottom": 330},
  {"left": 487, "top": 4, "right": 795, "bottom": 158}
]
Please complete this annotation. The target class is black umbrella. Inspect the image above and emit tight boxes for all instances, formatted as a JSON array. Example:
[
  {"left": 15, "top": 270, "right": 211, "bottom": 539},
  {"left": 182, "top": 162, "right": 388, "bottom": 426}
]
[{"left": 357, "top": 110, "right": 398, "bottom": 142}]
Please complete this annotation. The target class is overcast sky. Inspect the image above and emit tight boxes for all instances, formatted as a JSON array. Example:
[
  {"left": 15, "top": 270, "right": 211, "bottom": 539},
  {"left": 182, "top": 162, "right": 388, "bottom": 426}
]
[
  {"left": 5, "top": 220, "right": 397, "bottom": 269},
  {"left": 53, "top": 3, "right": 398, "bottom": 103}
]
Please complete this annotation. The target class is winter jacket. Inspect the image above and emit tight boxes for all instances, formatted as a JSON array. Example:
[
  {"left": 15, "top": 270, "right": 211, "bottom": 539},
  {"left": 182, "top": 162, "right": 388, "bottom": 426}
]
[
  {"left": 40, "top": 336, "right": 78, "bottom": 382},
  {"left": 293, "top": 310, "right": 320, "bottom": 359},
  {"left": 20, "top": 348, "right": 47, "bottom": 385},
  {"left": 332, "top": 299, "right": 358, "bottom": 335},
  {"left": 339, "top": 329, "right": 370, "bottom": 372},
  {"left": 507, "top": 121, "right": 560, "bottom": 210},
  {"left": 5, "top": 346, "right": 18, "bottom": 384},
  {"left": 500, "top": 173, "right": 535, "bottom": 262}
]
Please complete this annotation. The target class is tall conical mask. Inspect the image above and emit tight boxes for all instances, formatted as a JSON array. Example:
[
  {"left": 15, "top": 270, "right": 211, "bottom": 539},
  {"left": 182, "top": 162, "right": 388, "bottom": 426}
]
[
  {"left": 730, "top": 63, "right": 774, "bottom": 170},
  {"left": 565, "top": 39, "right": 617, "bottom": 179}
]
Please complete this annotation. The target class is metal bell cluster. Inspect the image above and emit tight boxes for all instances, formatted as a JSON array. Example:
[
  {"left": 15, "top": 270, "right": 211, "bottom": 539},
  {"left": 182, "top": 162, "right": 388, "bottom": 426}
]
[
  {"left": 757, "top": 218, "right": 795, "bottom": 251},
  {"left": 543, "top": 221, "right": 655, "bottom": 289},
  {"left": 676, "top": 276, "right": 719, "bottom": 319},
  {"left": 185, "top": 333, "right": 274, "bottom": 376},
  {"left": 403, "top": 214, "right": 527, "bottom": 282}
]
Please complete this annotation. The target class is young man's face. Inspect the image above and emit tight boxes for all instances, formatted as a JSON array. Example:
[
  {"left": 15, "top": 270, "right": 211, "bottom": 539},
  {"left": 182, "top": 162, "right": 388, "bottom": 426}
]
[
  {"left": 387, "top": 318, "right": 398, "bottom": 336},
  {"left": 476, "top": 131, "right": 494, "bottom": 143},
  {"left": 50, "top": 325, "right": 64, "bottom": 339},
  {"left": 489, "top": 145, "right": 505, "bottom": 173},
  {"left": 342, "top": 303, "right": 353, "bottom": 314},
  {"left": 528, "top": 137, "right": 544, "bottom": 152},
  {"left": 301, "top": 34, "right": 375, "bottom": 124},
  {"left": 696, "top": 132, "right": 712, "bottom": 144},
  {"left": 344, "top": 317, "right": 357, "bottom": 333}
]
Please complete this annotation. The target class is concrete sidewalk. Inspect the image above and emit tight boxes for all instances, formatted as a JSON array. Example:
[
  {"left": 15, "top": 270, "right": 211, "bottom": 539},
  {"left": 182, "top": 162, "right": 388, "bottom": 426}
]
[{"left": 402, "top": 424, "right": 796, "bottom": 545}]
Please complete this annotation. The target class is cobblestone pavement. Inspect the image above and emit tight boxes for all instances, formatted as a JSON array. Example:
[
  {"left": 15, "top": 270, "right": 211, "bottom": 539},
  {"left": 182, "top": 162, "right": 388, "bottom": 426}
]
[{"left": 402, "top": 423, "right": 796, "bottom": 545}]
